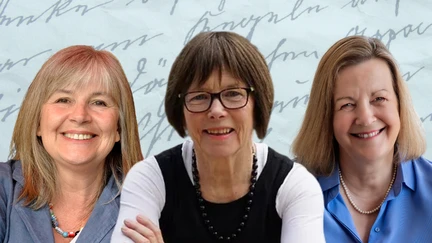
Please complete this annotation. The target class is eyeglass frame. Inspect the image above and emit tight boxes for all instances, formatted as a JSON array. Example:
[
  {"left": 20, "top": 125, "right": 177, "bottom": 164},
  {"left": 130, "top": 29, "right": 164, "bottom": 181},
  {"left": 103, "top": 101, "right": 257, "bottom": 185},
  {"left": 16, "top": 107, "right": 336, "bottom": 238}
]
[{"left": 178, "top": 87, "right": 255, "bottom": 113}]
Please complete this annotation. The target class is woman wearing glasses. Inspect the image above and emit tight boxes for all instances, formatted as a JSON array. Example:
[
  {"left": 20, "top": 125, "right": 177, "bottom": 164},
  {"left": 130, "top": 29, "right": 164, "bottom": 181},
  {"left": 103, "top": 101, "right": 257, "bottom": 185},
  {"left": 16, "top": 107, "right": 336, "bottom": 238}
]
[{"left": 111, "top": 31, "right": 325, "bottom": 243}]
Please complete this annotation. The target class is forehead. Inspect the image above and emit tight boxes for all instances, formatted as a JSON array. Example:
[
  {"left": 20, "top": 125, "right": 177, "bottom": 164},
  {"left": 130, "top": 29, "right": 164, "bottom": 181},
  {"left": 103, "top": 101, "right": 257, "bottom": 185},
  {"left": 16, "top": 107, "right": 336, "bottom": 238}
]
[
  {"left": 334, "top": 58, "right": 394, "bottom": 95},
  {"left": 188, "top": 70, "right": 246, "bottom": 91}
]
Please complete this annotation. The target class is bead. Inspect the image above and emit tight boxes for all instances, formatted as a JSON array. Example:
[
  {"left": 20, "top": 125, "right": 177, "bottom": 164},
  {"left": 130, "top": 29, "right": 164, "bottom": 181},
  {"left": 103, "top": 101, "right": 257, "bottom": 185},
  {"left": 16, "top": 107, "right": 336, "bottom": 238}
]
[
  {"left": 192, "top": 148, "right": 258, "bottom": 241},
  {"left": 339, "top": 165, "right": 397, "bottom": 215},
  {"left": 49, "top": 204, "right": 82, "bottom": 238}
]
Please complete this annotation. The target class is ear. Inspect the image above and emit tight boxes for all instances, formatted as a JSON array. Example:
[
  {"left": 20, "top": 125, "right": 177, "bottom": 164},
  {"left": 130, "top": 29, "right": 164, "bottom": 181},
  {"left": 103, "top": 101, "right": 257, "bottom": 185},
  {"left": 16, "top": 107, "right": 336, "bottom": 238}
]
[
  {"left": 115, "top": 129, "right": 120, "bottom": 142},
  {"left": 37, "top": 125, "right": 42, "bottom": 137}
]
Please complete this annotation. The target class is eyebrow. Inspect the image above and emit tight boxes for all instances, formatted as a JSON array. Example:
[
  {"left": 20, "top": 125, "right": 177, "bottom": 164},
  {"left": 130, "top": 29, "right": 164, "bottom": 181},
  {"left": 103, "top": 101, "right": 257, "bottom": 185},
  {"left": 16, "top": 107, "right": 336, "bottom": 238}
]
[
  {"left": 334, "top": 96, "right": 354, "bottom": 103},
  {"left": 334, "top": 89, "right": 389, "bottom": 102},
  {"left": 55, "top": 89, "right": 109, "bottom": 96}
]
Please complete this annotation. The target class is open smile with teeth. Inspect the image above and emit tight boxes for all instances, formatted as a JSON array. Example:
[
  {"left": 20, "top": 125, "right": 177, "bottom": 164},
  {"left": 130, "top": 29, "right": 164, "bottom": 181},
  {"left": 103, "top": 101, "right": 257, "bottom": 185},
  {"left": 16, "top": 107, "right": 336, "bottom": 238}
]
[
  {"left": 353, "top": 128, "right": 385, "bottom": 138},
  {"left": 205, "top": 128, "right": 233, "bottom": 135},
  {"left": 63, "top": 133, "right": 95, "bottom": 140}
]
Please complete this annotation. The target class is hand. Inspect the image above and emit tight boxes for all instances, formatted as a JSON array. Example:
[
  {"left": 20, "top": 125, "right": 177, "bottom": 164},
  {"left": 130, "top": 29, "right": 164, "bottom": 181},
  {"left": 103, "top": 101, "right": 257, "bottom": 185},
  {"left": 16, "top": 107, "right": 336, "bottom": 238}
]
[{"left": 121, "top": 215, "right": 164, "bottom": 243}]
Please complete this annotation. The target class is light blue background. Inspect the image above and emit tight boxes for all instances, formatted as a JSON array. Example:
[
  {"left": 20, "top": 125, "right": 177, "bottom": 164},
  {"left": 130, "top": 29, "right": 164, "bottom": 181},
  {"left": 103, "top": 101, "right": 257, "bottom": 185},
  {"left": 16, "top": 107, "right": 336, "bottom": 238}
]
[{"left": 0, "top": 0, "right": 431, "bottom": 159}]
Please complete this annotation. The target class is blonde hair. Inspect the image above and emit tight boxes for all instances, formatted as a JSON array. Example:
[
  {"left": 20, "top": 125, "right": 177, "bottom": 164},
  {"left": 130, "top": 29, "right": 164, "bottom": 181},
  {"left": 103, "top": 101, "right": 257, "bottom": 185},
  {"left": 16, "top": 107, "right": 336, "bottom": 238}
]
[
  {"left": 292, "top": 36, "right": 426, "bottom": 176},
  {"left": 165, "top": 31, "right": 274, "bottom": 139},
  {"left": 10, "top": 45, "right": 143, "bottom": 208}
]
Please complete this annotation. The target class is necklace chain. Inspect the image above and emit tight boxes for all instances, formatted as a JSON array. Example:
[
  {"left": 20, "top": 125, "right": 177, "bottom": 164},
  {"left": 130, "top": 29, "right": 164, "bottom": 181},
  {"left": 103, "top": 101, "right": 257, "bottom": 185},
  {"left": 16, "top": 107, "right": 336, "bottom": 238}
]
[
  {"left": 191, "top": 149, "right": 258, "bottom": 242},
  {"left": 339, "top": 165, "right": 397, "bottom": 215}
]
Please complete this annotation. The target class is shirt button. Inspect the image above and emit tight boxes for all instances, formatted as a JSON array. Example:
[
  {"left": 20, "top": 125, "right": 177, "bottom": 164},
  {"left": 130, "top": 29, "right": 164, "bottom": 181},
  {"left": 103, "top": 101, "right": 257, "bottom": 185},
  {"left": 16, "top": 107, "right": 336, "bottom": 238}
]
[{"left": 374, "top": 227, "right": 380, "bottom": 232}]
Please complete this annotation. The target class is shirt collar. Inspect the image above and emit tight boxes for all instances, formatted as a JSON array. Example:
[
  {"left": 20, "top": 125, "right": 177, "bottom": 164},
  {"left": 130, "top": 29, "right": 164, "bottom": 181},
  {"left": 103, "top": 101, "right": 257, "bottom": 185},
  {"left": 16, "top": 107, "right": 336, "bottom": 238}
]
[
  {"left": 317, "top": 159, "right": 416, "bottom": 203},
  {"left": 394, "top": 159, "right": 416, "bottom": 193}
]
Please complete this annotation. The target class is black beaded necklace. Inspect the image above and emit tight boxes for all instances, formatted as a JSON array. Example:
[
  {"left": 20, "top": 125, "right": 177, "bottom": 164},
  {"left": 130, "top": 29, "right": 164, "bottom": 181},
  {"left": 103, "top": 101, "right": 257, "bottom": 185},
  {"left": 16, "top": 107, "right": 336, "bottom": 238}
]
[{"left": 191, "top": 149, "right": 258, "bottom": 242}]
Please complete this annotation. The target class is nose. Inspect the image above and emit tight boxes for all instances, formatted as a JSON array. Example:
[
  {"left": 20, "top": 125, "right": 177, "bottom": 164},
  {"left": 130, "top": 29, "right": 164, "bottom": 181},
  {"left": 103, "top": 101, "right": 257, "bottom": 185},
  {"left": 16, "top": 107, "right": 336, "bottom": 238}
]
[
  {"left": 69, "top": 102, "right": 91, "bottom": 124},
  {"left": 355, "top": 103, "right": 376, "bottom": 126},
  {"left": 207, "top": 97, "right": 226, "bottom": 120}
]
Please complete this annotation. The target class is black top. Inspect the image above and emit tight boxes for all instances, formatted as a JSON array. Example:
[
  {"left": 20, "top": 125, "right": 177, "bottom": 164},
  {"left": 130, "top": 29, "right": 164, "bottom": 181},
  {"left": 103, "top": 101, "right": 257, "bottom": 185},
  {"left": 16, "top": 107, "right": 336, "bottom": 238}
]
[{"left": 156, "top": 144, "right": 294, "bottom": 243}]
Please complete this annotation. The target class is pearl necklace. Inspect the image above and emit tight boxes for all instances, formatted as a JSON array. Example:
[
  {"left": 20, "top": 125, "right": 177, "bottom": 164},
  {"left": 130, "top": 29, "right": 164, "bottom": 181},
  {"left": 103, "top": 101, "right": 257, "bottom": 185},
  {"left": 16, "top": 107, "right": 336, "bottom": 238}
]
[
  {"left": 191, "top": 149, "right": 258, "bottom": 242},
  {"left": 339, "top": 165, "right": 397, "bottom": 215}
]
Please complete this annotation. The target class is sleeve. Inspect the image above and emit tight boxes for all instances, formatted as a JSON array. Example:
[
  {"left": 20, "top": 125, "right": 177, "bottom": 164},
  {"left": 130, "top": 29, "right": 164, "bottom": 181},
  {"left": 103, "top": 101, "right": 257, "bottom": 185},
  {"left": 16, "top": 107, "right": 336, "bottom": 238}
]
[
  {"left": 276, "top": 163, "right": 325, "bottom": 243},
  {"left": 0, "top": 162, "right": 13, "bottom": 243},
  {"left": 110, "top": 157, "right": 166, "bottom": 243}
]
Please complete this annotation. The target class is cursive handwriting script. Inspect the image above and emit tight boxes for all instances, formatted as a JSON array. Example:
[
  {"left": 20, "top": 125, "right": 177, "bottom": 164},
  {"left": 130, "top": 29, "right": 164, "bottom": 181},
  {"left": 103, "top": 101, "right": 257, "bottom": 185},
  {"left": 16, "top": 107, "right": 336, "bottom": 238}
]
[
  {"left": 93, "top": 33, "right": 163, "bottom": 51},
  {"left": 138, "top": 99, "right": 177, "bottom": 157},
  {"left": 266, "top": 38, "right": 319, "bottom": 70},
  {"left": 272, "top": 95, "right": 309, "bottom": 113},
  {"left": 347, "top": 22, "right": 432, "bottom": 49},
  {"left": 185, "top": 0, "right": 327, "bottom": 44},
  {"left": 403, "top": 66, "right": 424, "bottom": 82},
  {"left": 342, "top": 0, "right": 401, "bottom": 16},
  {"left": 0, "top": 49, "right": 52, "bottom": 73},
  {"left": 0, "top": 0, "right": 113, "bottom": 26}
]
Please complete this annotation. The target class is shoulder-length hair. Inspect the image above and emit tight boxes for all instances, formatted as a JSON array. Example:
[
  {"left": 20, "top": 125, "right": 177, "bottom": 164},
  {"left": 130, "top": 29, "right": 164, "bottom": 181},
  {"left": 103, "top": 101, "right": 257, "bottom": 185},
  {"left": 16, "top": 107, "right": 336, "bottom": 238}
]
[
  {"left": 10, "top": 45, "right": 143, "bottom": 208},
  {"left": 165, "top": 31, "right": 274, "bottom": 139},
  {"left": 292, "top": 36, "right": 426, "bottom": 176}
]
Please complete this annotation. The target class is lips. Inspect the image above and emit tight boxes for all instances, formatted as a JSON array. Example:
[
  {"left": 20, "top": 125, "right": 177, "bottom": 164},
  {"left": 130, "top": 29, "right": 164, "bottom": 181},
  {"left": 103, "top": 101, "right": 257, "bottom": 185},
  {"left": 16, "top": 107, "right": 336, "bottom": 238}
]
[
  {"left": 63, "top": 133, "right": 95, "bottom": 140},
  {"left": 352, "top": 128, "right": 385, "bottom": 138},
  {"left": 205, "top": 128, "right": 234, "bottom": 135}
]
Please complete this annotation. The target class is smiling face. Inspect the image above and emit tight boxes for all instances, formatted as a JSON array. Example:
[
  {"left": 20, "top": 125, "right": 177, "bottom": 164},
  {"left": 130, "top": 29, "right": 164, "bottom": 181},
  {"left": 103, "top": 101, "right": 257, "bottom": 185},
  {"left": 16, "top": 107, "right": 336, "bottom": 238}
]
[
  {"left": 37, "top": 81, "right": 120, "bottom": 170},
  {"left": 184, "top": 70, "right": 254, "bottom": 158},
  {"left": 333, "top": 58, "right": 400, "bottom": 163}
]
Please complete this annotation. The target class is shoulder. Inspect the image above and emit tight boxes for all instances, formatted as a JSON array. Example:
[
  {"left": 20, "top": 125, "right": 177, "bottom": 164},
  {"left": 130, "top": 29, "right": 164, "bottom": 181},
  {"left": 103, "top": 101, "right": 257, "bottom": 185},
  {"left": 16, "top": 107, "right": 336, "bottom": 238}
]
[
  {"left": 284, "top": 163, "right": 322, "bottom": 193},
  {"left": 257, "top": 144, "right": 294, "bottom": 175},
  {"left": 277, "top": 162, "right": 323, "bottom": 207},
  {"left": 0, "top": 160, "right": 22, "bottom": 187},
  {"left": 409, "top": 156, "right": 432, "bottom": 186}
]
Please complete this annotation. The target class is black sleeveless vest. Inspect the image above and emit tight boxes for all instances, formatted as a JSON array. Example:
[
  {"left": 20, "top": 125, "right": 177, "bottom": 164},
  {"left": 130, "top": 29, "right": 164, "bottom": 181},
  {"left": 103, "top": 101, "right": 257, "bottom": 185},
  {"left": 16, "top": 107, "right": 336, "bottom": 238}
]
[{"left": 156, "top": 144, "right": 293, "bottom": 243}]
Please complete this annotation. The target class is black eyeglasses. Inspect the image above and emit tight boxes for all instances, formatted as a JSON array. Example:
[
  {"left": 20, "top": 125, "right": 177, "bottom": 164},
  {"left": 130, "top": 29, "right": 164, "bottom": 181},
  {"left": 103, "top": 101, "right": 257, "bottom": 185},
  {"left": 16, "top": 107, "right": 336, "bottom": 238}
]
[{"left": 179, "top": 87, "right": 254, "bottom": 113}]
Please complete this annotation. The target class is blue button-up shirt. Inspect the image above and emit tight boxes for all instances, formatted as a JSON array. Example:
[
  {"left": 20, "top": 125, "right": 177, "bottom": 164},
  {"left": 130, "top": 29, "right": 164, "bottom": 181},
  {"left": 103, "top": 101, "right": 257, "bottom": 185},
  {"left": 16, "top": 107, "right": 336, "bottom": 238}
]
[
  {"left": 0, "top": 160, "right": 120, "bottom": 243},
  {"left": 318, "top": 157, "right": 432, "bottom": 243}
]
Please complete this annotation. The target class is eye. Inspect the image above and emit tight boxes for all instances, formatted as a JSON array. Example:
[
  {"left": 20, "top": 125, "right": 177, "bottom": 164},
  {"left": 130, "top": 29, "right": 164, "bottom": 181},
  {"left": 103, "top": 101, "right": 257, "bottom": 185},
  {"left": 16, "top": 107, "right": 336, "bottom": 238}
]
[
  {"left": 92, "top": 100, "right": 107, "bottom": 106},
  {"left": 187, "top": 93, "right": 209, "bottom": 103},
  {"left": 223, "top": 90, "right": 244, "bottom": 98},
  {"left": 340, "top": 103, "right": 355, "bottom": 111},
  {"left": 222, "top": 89, "right": 246, "bottom": 101},
  {"left": 55, "top": 98, "right": 70, "bottom": 103},
  {"left": 373, "top": 97, "right": 386, "bottom": 103}
]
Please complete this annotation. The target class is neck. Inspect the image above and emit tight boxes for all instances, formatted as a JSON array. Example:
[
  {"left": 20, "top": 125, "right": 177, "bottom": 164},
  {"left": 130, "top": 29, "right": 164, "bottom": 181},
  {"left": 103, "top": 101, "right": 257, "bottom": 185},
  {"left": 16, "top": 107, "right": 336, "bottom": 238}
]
[
  {"left": 194, "top": 142, "right": 254, "bottom": 202},
  {"left": 53, "top": 163, "right": 105, "bottom": 206},
  {"left": 338, "top": 151, "right": 395, "bottom": 196}
]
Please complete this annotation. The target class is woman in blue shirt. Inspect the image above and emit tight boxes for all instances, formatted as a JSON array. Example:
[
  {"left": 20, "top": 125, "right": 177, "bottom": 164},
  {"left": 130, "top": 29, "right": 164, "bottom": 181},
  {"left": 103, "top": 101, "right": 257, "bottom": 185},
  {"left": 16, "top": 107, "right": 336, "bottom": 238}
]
[{"left": 292, "top": 36, "right": 432, "bottom": 243}]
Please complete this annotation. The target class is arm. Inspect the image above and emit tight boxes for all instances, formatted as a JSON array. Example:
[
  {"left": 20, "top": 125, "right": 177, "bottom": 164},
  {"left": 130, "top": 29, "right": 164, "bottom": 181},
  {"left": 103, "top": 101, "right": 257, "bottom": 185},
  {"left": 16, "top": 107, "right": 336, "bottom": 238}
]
[
  {"left": 111, "top": 157, "right": 166, "bottom": 243},
  {"left": 0, "top": 162, "right": 13, "bottom": 243},
  {"left": 276, "top": 163, "right": 325, "bottom": 243}
]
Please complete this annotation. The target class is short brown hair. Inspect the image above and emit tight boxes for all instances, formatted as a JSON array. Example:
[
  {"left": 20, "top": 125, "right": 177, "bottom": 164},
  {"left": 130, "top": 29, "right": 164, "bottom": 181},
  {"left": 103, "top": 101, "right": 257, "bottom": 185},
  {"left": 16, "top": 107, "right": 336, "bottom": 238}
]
[
  {"left": 292, "top": 36, "right": 426, "bottom": 176},
  {"left": 165, "top": 31, "right": 274, "bottom": 139},
  {"left": 10, "top": 45, "right": 143, "bottom": 208}
]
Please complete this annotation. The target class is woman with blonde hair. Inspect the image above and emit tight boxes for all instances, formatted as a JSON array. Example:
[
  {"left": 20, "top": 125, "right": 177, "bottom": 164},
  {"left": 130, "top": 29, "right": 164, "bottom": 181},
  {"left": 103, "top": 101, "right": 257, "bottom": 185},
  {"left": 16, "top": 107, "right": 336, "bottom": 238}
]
[
  {"left": 292, "top": 36, "right": 432, "bottom": 242},
  {"left": 0, "top": 45, "right": 143, "bottom": 242}
]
